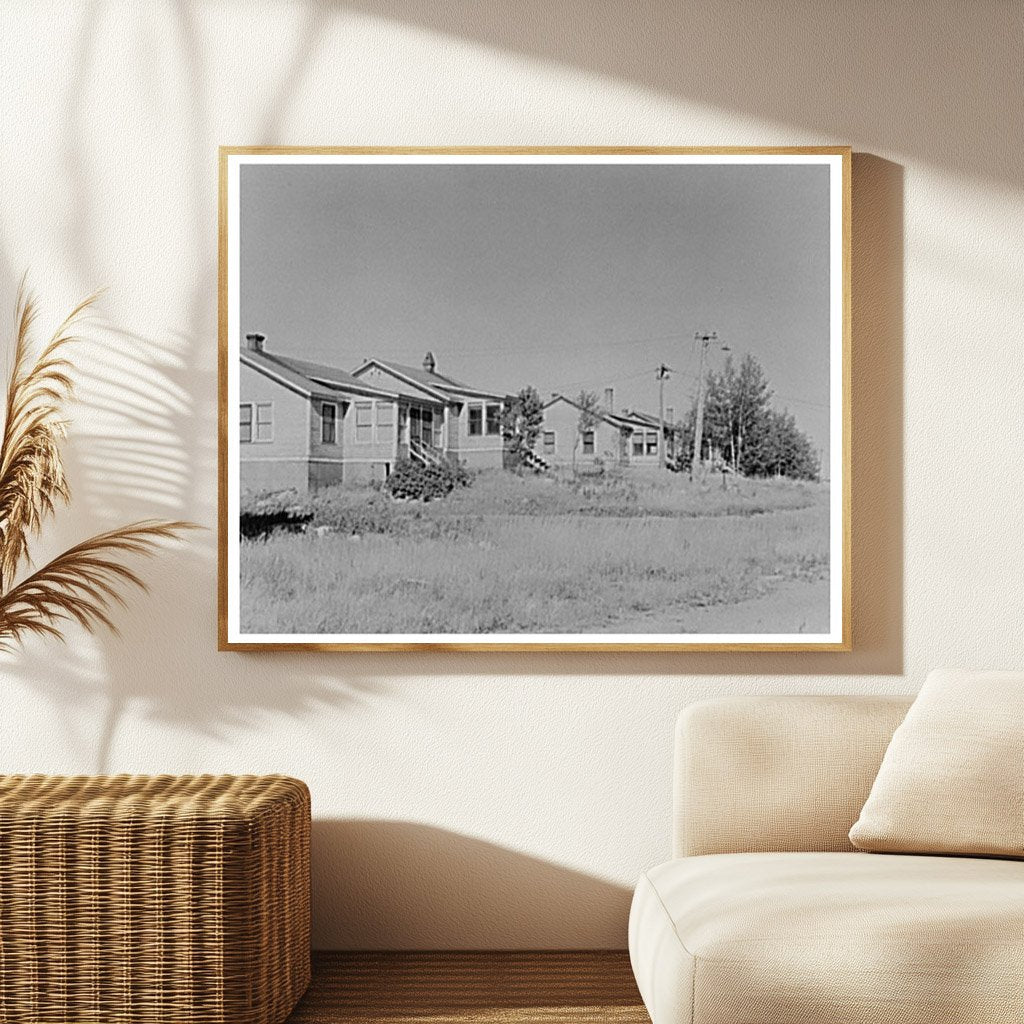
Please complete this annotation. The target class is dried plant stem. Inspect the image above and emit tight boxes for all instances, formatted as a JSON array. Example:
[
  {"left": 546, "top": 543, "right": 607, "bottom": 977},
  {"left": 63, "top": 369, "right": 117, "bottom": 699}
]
[{"left": 0, "top": 281, "right": 196, "bottom": 650}]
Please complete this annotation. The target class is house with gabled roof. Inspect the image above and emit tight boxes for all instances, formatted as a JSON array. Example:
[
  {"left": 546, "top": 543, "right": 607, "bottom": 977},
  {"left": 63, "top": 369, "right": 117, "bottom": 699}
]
[
  {"left": 239, "top": 337, "right": 514, "bottom": 494},
  {"left": 539, "top": 392, "right": 633, "bottom": 469},
  {"left": 351, "top": 352, "right": 508, "bottom": 470},
  {"left": 538, "top": 389, "right": 681, "bottom": 469},
  {"left": 239, "top": 333, "right": 401, "bottom": 493}
]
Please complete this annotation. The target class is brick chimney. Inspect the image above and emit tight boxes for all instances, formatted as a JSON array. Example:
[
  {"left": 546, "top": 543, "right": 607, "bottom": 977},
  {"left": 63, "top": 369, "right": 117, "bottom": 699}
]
[
  {"left": 604, "top": 387, "right": 614, "bottom": 413},
  {"left": 245, "top": 332, "right": 266, "bottom": 352},
  {"left": 423, "top": 351, "right": 436, "bottom": 374}
]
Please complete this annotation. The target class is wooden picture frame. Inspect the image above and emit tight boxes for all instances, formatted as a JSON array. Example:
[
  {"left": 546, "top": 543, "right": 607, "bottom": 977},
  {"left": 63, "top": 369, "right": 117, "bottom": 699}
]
[{"left": 219, "top": 147, "right": 851, "bottom": 651}]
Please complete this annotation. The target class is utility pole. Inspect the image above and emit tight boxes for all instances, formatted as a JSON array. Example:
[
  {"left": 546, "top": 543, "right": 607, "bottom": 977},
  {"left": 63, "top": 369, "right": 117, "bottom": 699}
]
[
  {"left": 690, "top": 331, "right": 717, "bottom": 482},
  {"left": 656, "top": 364, "right": 671, "bottom": 468}
]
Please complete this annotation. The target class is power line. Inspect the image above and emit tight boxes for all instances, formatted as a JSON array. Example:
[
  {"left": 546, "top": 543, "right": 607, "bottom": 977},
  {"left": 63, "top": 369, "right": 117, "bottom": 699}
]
[
  {"left": 410, "top": 328, "right": 699, "bottom": 363},
  {"left": 551, "top": 362, "right": 829, "bottom": 415},
  {"left": 454, "top": 323, "right": 831, "bottom": 416},
  {"left": 546, "top": 366, "right": 655, "bottom": 395}
]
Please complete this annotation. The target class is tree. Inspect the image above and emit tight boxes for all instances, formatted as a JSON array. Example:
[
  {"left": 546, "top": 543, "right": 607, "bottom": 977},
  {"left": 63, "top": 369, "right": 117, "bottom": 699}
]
[
  {"left": 692, "top": 353, "right": 818, "bottom": 482},
  {"left": 702, "top": 354, "right": 773, "bottom": 474},
  {"left": 501, "top": 385, "right": 544, "bottom": 469},
  {"left": 572, "top": 390, "right": 601, "bottom": 471},
  {"left": 746, "top": 408, "right": 820, "bottom": 481}
]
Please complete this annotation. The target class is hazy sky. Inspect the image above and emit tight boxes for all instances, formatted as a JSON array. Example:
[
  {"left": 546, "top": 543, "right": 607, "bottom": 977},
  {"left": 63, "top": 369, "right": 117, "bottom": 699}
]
[{"left": 240, "top": 160, "right": 832, "bottom": 453}]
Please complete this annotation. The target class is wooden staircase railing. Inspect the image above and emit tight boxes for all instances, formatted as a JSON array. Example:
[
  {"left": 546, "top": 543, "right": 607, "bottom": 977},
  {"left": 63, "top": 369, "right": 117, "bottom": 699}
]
[
  {"left": 520, "top": 447, "right": 550, "bottom": 472},
  {"left": 409, "top": 438, "right": 446, "bottom": 467}
]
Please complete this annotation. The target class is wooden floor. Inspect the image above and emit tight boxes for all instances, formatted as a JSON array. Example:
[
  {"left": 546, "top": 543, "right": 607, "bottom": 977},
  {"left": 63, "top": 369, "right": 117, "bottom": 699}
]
[{"left": 286, "top": 951, "right": 649, "bottom": 1024}]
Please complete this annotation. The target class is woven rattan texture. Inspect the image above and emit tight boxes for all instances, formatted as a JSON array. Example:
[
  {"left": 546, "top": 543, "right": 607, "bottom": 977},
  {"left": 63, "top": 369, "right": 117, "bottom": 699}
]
[{"left": 0, "top": 774, "right": 311, "bottom": 1024}]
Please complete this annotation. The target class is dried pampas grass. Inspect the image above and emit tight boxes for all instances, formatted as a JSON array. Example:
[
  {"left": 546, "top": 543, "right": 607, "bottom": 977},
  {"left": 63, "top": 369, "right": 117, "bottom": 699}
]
[{"left": 0, "top": 281, "right": 195, "bottom": 650}]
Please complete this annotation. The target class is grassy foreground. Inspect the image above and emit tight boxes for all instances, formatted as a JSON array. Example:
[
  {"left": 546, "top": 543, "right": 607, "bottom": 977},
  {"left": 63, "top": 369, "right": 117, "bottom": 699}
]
[{"left": 240, "top": 471, "right": 829, "bottom": 635}]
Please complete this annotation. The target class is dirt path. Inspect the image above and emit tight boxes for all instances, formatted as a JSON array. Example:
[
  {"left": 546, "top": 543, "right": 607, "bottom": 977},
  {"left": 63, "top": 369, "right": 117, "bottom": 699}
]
[{"left": 594, "top": 577, "right": 831, "bottom": 635}]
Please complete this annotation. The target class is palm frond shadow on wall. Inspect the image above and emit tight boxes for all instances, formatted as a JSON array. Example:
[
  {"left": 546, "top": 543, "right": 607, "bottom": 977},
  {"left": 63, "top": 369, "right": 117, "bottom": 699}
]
[
  {"left": 0, "top": 286, "right": 381, "bottom": 773},
  {"left": 2, "top": 0, "right": 365, "bottom": 771}
]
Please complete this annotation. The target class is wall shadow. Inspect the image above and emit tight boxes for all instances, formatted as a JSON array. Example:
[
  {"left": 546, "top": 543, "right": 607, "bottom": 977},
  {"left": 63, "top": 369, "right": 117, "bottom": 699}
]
[
  {"left": 0, "top": 305, "right": 391, "bottom": 771},
  {"left": 339, "top": 0, "right": 1020, "bottom": 187},
  {"left": 0, "top": 1, "right": 385, "bottom": 771},
  {"left": 311, "top": 819, "right": 633, "bottom": 949}
]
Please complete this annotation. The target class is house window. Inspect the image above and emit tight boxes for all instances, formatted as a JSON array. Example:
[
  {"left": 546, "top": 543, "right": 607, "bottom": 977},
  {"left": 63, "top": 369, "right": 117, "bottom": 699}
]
[
  {"left": 238, "top": 402, "right": 273, "bottom": 444},
  {"left": 355, "top": 402, "right": 373, "bottom": 443},
  {"left": 240, "top": 403, "right": 253, "bottom": 444},
  {"left": 632, "top": 433, "right": 644, "bottom": 457},
  {"left": 582, "top": 430, "right": 595, "bottom": 455},
  {"left": 376, "top": 402, "right": 394, "bottom": 441},
  {"left": 485, "top": 402, "right": 501, "bottom": 436},
  {"left": 321, "top": 403, "right": 337, "bottom": 444},
  {"left": 468, "top": 404, "right": 483, "bottom": 436},
  {"left": 542, "top": 431, "right": 555, "bottom": 454},
  {"left": 646, "top": 431, "right": 658, "bottom": 456}
]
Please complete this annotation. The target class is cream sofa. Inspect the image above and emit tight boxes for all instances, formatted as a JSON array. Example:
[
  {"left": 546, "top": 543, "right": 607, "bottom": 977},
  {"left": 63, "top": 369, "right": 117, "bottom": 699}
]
[{"left": 628, "top": 695, "right": 1024, "bottom": 1024}]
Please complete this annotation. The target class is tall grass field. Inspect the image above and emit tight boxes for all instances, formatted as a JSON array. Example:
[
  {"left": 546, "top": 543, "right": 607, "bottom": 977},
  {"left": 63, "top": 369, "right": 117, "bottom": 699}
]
[{"left": 240, "top": 470, "right": 830, "bottom": 635}]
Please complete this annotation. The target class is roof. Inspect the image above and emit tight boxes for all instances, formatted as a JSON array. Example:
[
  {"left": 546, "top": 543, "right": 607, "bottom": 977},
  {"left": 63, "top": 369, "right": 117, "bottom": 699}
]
[
  {"left": 542, "top": 395, "right": 681, "bottom": 433},
  {"left": 241, "top": 349, "right": 330, "bottom": 398},
  {"left": 544, "top": 393, "right": 638, "bottom": 431},
  {"left": 621, "top": 408, "right": 684, "bottom": 431},
  {"left": 619, "top": 408, "right": 663, "bottom": 428},
  {"left": 241, "top": 348, "right": 396, "bottom": 400},
  {"left": 353, "top": 358, "right": 506, "bottom": 401},
  {"left": 377, "top": 358, "right": 469, "bottom": 390},
  {"left": 270, "top": 353, "right": 396, "bottom": 398}
]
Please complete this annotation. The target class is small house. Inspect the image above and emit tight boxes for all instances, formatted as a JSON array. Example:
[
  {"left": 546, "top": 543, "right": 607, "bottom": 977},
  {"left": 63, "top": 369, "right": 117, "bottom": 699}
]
[
  {"left": 351, "top": 353, "right": 508, "bottom": 470},
  {"left": 239, "top": 334, "right": 400, "bottom": 493},
  {"left": 538, "top": 390, "right": 681, "bottom": 469},
  {"left": 539, "top": 392, "right": 632, "bottom": 468}
]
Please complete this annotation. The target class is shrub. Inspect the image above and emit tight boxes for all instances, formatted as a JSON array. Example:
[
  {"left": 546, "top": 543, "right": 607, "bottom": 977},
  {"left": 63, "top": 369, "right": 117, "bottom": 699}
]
[
  {"left": 239, "top": 489, "right": 313, "bottom": 540},
  {"left": 384, "top": 458, "right": 471, "bottom": 502}
]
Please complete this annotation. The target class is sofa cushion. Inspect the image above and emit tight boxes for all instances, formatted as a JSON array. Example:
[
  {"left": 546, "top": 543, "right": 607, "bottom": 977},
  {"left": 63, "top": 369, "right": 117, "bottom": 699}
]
[
  {"left": 675, "top": 695, "right": 912, "bottom": 857},
  {"left": 629, "top": 852, "right": 1024, "bottom": 1024},
  {"left": 849, "top": 668, "right": 1024, "bottom": 857}
]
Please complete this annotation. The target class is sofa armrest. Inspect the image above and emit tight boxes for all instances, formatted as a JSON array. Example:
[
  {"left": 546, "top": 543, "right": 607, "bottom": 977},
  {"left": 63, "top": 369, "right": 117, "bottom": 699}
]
[{"left": 674, "top": 695, "right": 913, "bottom": 857}]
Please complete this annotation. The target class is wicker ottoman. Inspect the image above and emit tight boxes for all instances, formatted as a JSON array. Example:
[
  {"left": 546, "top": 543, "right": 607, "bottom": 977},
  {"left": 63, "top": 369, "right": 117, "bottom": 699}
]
[{"left": 0, "top": 774, "right": 310, "bottom": 1024}]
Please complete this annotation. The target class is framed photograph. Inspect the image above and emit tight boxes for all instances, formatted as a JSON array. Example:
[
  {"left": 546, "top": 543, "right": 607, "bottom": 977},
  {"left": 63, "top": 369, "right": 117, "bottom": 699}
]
[{"left": 219, "top": 147, "right": 850, "bottom": 651}]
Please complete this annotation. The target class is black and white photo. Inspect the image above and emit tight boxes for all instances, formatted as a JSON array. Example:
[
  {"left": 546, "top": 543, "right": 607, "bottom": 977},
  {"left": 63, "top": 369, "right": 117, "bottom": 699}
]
[{"left": 219, "top": 148, "right": 850, "bottom": 650}]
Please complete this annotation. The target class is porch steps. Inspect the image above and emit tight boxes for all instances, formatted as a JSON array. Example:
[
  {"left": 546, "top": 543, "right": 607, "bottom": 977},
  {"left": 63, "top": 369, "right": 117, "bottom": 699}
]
[
  {"left": 520, "top": 448, "right": 550, "bottom": 473},
  {"left": 409, "top": 438, "right": 446, "bottom": 467}
]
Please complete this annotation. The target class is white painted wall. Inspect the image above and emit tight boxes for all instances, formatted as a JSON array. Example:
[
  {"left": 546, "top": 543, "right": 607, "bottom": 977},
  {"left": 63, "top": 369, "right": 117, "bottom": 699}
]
[{"left": 0, "top": 1, "right": 1021, "bottom": 949}]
